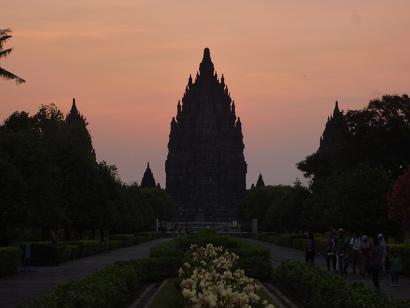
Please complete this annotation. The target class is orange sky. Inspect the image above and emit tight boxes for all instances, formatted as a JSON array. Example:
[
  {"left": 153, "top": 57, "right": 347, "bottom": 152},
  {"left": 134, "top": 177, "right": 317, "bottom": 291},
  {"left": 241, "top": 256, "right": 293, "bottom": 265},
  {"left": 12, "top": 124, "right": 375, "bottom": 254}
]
[{"left": 1, "top": 1, "right": 410, "bottom": 187}]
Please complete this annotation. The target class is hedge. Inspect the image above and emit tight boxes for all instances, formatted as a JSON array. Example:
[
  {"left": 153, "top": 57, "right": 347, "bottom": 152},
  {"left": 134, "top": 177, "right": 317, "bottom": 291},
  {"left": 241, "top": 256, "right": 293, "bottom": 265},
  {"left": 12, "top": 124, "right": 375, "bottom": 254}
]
[
  {"left": 257, "top": 233, "right": 328, "bottom": 253},
  {"left": 68, "top": 240, "right": 102, "bottom": 258},
  {"left": 110, "top": 234, "right": 137, "bottom": 246},
  {"left": 150, "top": 230, "right": 272, "bottom": 281},
  {"left": 20, "top": 242, "right": 69, "bottom": 266},
  {"left": 19, "top": 233, "right": 163, "bottom": 266},
  {"left": 273, "top": 261, "right": 410, "bottom": 308},
  {"left": 0, "top": 246, "right": 21, "bottom": 277},
  {"left": 20, "top": 257, "right": 181, "bottom": 308}
]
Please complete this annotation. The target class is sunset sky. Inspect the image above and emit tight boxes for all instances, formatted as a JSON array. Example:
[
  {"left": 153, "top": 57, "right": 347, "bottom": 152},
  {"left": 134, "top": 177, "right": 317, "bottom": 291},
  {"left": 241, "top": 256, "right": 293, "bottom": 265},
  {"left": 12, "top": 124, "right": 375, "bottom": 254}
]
[{"left": 1, "top": 1, "right": 410, "bottom": 187}]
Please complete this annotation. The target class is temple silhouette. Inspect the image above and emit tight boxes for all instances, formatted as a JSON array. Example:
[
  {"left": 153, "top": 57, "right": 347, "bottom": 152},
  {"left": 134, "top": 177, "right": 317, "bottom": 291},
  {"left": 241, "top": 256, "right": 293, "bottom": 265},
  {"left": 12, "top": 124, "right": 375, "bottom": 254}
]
[
  {"left": 141, "top": 162, "right": 157, "bottom": 188},
  {"left": 165, "top": 48, "right": 247, "bottom": 222}
]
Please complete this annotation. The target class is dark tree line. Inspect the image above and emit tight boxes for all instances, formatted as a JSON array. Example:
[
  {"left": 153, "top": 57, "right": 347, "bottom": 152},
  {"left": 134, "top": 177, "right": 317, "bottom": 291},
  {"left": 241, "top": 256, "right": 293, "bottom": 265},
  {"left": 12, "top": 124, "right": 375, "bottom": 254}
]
[
  {"left": 241, "top": 95, "right": 410, "bottom": 238},
  {"left": 0, "top": 100, "right": 175, "bottom": 245}
]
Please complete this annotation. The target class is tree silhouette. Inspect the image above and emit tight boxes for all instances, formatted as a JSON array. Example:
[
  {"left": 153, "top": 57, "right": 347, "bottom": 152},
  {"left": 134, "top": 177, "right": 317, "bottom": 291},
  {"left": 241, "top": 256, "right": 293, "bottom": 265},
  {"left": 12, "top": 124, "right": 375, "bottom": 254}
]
[
  {"left": 0, "top": 29, "right": 25, "bottom": 84},
  {"left": 388, "top": 165, "right": 410, "bottom": 228}
]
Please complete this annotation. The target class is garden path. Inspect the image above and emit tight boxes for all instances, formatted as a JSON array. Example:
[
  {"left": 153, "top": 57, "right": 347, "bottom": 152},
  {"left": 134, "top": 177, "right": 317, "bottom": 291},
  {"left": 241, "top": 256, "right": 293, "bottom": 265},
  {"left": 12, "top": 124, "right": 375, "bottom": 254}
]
[
  {"left": 248, "top": 239, "right": 410, "bottom": 301},
  {"left": 0, "top": 238, "right": 170, "bottom": 308}
]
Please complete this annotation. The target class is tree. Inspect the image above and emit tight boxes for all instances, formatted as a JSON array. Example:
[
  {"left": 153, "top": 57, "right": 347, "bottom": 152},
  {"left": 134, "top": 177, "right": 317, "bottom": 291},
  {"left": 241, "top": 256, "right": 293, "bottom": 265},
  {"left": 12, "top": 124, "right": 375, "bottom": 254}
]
[
  {"left": 299, "top": 95, "right": 410, "bottom": 183},
  {"left": 0, "top": 156, "right": 27, "bottom": 245},
  {"left": 62, "top": 99, "right": 99, "bottom": 238},
  {"left": 304, "top": 165, "right": 394, "bottom": 236},
  {"left": 388, "top": 165, "right": 410, "bottom": 228},
  {"left": 95, "top": 161, "right": 122, "bottom": 238},
  {"left": 345, "top": 95, "right": 410, "bottom": 178},
  {"left": 140, "top": 187, "right": 176, "bottom": 221},
  {"left": 0, "top": 29, "right": 25, "bottom": 84},
  {"left": 239, "top": 185, "right": 293, "bottom": 228}
]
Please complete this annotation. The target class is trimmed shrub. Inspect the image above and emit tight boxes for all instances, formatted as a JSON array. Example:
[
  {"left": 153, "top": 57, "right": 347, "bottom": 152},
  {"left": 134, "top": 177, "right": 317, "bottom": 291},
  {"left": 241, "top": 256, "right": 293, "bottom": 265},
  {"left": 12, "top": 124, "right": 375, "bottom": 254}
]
[
  {"left": 150, "top": 239, "right": 184, "bottom": 259},
  {"left": 273, "top": 261, "right": 410, "bottom": 308},
  {"left": 20, "top": 257, "right": 181, "bottom": 308},
  {"left": 20, "top": 242, "right": 70, "bottom": 266},
  {"left": 108, "top": 240, "right": 123, "bottom": 250},
  {"left": 110, "top": 234, "right": 136, "bottom": 246},
  {"left": 0, "top": 246, "right": 21, "bottom": 277},
  {"left": 69, "top": 240, "right": 102, "bottom": 257},
  {"left": 67, "top": 244, "right": 80, "bottom": 260},
  {"left": 257, "top": 233, "right": 328, "bottom": 254}
]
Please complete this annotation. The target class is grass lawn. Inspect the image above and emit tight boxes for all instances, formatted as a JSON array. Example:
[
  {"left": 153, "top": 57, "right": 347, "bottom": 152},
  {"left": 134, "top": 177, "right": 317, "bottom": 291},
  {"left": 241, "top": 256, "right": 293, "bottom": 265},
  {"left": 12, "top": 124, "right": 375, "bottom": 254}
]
[
  {"left": 149, "top": 279, "right": 183, "bottom": 308},
  {"left": 149, "top": 278, "right": 275, "bottom": 308}
]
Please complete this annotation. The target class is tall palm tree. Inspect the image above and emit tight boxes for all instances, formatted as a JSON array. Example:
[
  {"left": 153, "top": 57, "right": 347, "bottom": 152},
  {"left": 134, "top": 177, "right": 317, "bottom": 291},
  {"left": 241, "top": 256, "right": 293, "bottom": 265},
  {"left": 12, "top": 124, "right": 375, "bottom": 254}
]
[{"left": 0, "top": 28, "right": 25, "bottom": 84}]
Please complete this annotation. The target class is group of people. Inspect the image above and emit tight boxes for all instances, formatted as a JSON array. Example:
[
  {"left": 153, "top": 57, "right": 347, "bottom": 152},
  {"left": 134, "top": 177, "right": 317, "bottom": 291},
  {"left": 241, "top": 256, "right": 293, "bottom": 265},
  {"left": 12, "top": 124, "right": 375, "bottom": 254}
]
[{"left": 304, "top": 229, "right": 402, "bottom": 290}]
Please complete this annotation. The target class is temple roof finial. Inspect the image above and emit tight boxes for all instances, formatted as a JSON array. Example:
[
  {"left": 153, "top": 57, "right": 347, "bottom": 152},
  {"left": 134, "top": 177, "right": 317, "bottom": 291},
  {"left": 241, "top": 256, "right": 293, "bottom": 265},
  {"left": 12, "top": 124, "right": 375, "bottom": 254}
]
[
  {"left": 70, "top": 98, "right": 78, "bottom": 114},
  {"left": 199, "top": 47, "right": 214, "bottom": 75},
  {"left": 333, "top": 100, "right": 341, "bottom": 115},
  {"left": 203, "top": 48, "right": 211, "bottom": 61}
]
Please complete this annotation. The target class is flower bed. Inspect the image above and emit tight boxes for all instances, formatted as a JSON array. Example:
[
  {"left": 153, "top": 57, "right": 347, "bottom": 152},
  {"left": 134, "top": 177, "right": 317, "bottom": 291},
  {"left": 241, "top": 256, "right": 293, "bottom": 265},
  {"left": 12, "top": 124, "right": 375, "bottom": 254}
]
[
  {"left": 151, "top": 231, "right": 272, "bottom": 281},
  {"left": 178, "top": 243, "right": 274, "bottom": 308}
]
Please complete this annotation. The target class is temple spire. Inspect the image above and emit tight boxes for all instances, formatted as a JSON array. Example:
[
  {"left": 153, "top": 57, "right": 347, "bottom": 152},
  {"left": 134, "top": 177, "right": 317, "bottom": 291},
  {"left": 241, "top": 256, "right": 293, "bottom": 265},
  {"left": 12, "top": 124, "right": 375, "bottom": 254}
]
[
  {"left": 333, "top": 100, "right": 341, "bottom": 116},
  {"left": 67, "top": 97, "right": 82, "bottom": 123},
  {"left": 141, "top": 162, "right": 157, "bottom": 188},
  {"left": 71, "top": 98, "right": 78, "bottom": 114},
  {"left": 256, "top": 173, "right": 265, "bottom": 187}
]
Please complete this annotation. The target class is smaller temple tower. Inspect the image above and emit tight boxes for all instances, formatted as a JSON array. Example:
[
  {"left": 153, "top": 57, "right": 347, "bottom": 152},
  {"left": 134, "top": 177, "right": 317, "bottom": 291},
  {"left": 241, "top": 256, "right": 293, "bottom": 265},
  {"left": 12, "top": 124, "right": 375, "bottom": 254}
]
[
  {"left": 141, "top": 162, "right": 157, "bottom": 188},
  {"left": 256, "top": 173, "right": 265, "bottom": 187}
]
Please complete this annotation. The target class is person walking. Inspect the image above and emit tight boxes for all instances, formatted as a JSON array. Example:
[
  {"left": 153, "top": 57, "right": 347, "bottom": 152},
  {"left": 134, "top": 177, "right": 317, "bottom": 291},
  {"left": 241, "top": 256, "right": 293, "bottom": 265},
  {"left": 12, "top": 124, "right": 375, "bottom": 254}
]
[
  {"left": 390, "top": 251, "right": 402, "bottom": 286},
  {"left": 326, "top": 232, "right": 337, "bottom": 271},
  {"left": 377, "top": 233, "right": 387, "bottom": 274},
  {"left": 23, "top": 243, "right": 32, "bottom": 271},
  {"left": 305, "top": 232, "right": 316, "bottom": 265},
  {"left": 359, "top": 235, "right": 371, "bottom": 277},
  {"left": 336, "top": 228, "right": 348, "bottom": 275},
  {"left": 350, "top": 233, "right": 361, "bottom": 275},
  {"left": 369, "top": 236, "right": 384, "bottom": 290},
  {"left": 50, "top": 230, "right": 59, "bottom": 266}
]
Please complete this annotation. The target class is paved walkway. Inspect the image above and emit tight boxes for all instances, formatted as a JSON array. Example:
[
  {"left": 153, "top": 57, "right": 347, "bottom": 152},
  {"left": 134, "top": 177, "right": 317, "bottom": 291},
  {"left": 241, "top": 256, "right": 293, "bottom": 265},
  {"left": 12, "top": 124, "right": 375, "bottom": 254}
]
[
  {"left": 248, "top": 239, "right": 410, "bottom": 301},
  {"left": 0, "top": 238, "right": 170, "bottom": 308}
]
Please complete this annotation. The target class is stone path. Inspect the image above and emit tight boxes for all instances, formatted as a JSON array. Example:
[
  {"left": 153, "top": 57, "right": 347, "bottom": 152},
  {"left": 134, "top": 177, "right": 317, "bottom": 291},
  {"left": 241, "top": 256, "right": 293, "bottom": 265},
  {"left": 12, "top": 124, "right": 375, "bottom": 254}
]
[
  {"left": 0, "top": 238, "right": 170, "bottom": 308},
  {"left": 248, "top": 239, "right": 410, "bottom": 301}
]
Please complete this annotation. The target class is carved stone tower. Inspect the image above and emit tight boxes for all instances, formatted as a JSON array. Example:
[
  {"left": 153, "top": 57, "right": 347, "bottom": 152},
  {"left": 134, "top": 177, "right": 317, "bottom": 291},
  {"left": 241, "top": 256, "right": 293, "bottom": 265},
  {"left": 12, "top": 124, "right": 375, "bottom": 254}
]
[{"left": 165, "top": 48, "right": 247, "bottom": 221}]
